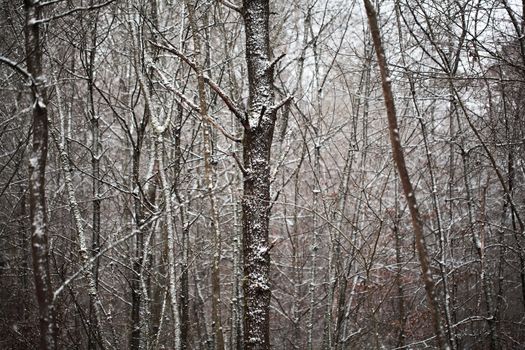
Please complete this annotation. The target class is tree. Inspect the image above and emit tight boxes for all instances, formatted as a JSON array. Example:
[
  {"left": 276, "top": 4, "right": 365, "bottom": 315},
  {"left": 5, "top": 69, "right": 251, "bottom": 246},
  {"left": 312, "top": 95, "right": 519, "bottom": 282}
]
[
  {"left": 363, "top": 0, "right": 448, "bottom": 348},
  {"left": 24, "top": 1, "right": 56, "bottom": 348},
  {"left": 2, "top": 0, "right": 525, "bottom": 349},
  {"left": 239, "top": 0, "right": 289, "bottom": 348}
]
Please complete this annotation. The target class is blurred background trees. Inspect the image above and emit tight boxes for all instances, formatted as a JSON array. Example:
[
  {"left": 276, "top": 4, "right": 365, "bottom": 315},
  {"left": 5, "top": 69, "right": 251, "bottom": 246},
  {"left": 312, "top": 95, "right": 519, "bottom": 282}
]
[{"left": 1, "top": 0, "right": 525, "bottom": 349}]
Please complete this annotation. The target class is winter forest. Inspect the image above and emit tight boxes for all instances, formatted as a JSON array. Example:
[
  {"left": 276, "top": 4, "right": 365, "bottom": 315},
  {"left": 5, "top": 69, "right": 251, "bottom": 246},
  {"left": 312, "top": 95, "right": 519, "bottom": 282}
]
[{"left": 1, "top": 0, "right": 525, "bottom": 349}]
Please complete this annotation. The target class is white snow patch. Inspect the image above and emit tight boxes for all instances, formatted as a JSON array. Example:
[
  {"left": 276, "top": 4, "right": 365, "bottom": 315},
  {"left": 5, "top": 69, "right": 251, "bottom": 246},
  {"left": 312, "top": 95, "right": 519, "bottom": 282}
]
[{"left": 29, "top": 156, "right": 38, "bottom": 168}]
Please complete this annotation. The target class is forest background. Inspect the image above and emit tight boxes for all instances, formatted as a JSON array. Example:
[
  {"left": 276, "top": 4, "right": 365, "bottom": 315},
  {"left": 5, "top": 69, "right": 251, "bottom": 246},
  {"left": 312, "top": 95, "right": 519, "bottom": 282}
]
[{"left": 1, "top": 0, "right": 525, "bottom": 349}]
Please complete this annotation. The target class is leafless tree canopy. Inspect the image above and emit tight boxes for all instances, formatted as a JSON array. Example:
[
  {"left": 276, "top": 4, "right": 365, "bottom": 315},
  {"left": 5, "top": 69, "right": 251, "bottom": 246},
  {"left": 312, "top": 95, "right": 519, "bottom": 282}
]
[{"left": 1, "top": 0, "right": 525, "bottom": 349}]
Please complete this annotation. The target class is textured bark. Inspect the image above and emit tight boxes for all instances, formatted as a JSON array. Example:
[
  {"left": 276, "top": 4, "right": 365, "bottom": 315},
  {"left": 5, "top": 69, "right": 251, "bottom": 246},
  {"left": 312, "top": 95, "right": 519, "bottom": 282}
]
[
  {"left": 25, "top": 1, "right": 56, "bottom": 348},
  {"left": 130, "top": 146, "right": 144, "bottom": 350},
  {"left": 184, "top": 2, "right": 226, "bottom": 348},
  {"left": 241, "top": 128, "right": 273, "bottom": 350},
  {"left": 128, "top": 1, "right": 162, "bottom": 347},
  {"left": 53, "top": 131, "right": 105, "bottom": 348},
  {"left": 363, "top": 1, "right": 448, "bottom": 349},
  {"left": 174, "top": 108, "right": 189, "bottom": 350},
  {"left": 179, "top": 222, "right": 190, "bottom": 350},
  {"left": 84, "top": 8, "right": 102, "bottom": 347},
  {"left": 242, "top": 1, "right": 276, "bottom": 348},
  {"left": 307, "top": 145, "right": 320, "bottom": 350},
  {"left": 231, "top": 184, "right": 244, "bottom": 350}
]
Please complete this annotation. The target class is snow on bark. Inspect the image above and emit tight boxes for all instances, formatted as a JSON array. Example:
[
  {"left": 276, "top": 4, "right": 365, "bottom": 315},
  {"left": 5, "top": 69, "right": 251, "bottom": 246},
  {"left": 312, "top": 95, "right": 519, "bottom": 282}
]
[
  {"left": 25, "top": 0, "right": 57, "bottom": 348},
  {"left": 155, "top": 137, "right": 181, "bottom": 349},
  {"left": 51, "top": 118, "right": 112, "bottom": 347},
  {"left": 241, "top": 1, "right": 277, "bottom": 349},
  {"left": 127, "top": 0, "right": 179, "bottom": 345}
]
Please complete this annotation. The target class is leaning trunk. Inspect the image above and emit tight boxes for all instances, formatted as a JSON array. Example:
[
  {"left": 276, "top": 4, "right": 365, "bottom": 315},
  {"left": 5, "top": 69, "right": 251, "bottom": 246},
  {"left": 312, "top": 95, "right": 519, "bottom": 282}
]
[{"left": 363, "top": 1, "right": 448, "bottom": 348}]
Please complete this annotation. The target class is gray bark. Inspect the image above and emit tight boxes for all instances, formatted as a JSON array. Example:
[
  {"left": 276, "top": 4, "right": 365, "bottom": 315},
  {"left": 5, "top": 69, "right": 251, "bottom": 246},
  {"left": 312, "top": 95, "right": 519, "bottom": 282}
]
[
  {"left": 241, "top": 1, "right": 277, "bottom": 348},
  {"left": 24, "top": 0, "right": 57, "bottom": 348}
]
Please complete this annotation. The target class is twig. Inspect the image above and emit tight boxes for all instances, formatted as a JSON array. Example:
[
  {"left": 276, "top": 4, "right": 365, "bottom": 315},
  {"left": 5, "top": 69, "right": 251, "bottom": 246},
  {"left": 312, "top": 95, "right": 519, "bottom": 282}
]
[
  {"left": 272, "top": 94, "right": 293, "bottom": 111},
  {"left": 216, "top": 0, "right": 243, "bottom": 13},
  {"left": 33, "top": 0, "right": 115, "bottom": 24},
  {"left": 155, "top": 67, "right": 241, "bottom": 143},
  {"left": 0, "top": 56, "right": 33, "bottom": 81},
  {"left": 231, "top": 151, "right": 249, "bottom": 176},
  {"left": 150, "top": 40, "right": 246, "bottom": 123},
  {"left": 268, "top": 52, "right": 286, "bottom": 73}
]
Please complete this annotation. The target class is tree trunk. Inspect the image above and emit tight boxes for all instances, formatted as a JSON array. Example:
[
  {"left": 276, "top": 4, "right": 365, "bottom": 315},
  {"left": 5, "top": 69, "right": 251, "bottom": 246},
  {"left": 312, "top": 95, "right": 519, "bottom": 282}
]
[
  {"left": 184, "top": 2, "right": 226, "bottom": 348},
  {"left": 25, "top": 0, "right": 57, "bottom": 348},
  {"left": 363, "top": 1, "right": 448, "bottom": 348},
  {"left": 241, "top": 1, "right": 276, "bottom": 348},
  {"left": 85, "top": 10, "right": 102, "bottom": 347}
]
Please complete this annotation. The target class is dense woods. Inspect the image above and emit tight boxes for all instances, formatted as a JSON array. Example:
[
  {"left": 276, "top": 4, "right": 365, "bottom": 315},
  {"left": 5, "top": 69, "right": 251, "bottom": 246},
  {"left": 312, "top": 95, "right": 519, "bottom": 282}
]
[{"left": 1, "top": 0, "right": 525, "bottom": 349}]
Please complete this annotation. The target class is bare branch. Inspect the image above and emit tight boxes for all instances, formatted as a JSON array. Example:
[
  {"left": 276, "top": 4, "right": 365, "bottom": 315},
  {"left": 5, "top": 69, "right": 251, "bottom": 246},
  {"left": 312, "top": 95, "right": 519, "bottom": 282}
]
[
  {"left": 0, "top": 56, "right": 33, "bottom": 81},
  {"left": 53, "top": 213, "right": 161, "bottom": 301},
  {"left": 268, "top": 52, "right": 286, "bottom": 73},
  {"left": 216, "top": 0, "right": 242, "bottom": 13},
  {"left": 272, "top": 94, "right": 293, "bottom": 112},
  {"left": 150, "top": 40, "right": 246, "bottom": 122},
  {"left": 154, "top": 67, "right": 201, "bottom": 111},
  {"left": 155, "top": 68, "right": 241, "bottom": 143},
  {"left": 33, "top": 0, "right": 115, "bottom": 24},
  {"left": 39, "top": 0, "right": 66, "bottom": 7},
  {"left": 205, "top": 115, "right": 242, "bottom": 143},
  {"left": 203, "top": 76, "right": 246, "bottom": 123},
  {"left": 231, "top": 151, "right": 248, "bottom": 176}
]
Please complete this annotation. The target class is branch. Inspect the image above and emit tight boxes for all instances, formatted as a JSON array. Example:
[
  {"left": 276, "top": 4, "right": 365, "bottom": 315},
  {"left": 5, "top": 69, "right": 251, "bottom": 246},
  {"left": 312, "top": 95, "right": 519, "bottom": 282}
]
[
  {"left": 39, "top": 0, "right": 66, "bottom": 7},
  {"left": 155, "top": 68, "right": 241, "bottom": 143},
  {"left": 205, "top": 115, "right": 242, "bottom": 143},
  {"left": 150, "top": 41, "right": 197, "bottom": 70},
  {"left": 34, "top": 0, "right": 115, "bottom": 24},
  {"left": 268, "top": 52, "right": 286, "bottom": 73},
  {"left": 203, "top": 75, "right": 246, "bottom": 122},
  {"left": 231, "top": 151, "right": 249, "bottom": 176},
  {"left": 216, "top": 0, "right": 243, "bottom": 13},
  {"left": 272, "top": 94, "right": 293, "bottom": 112},
  {"left": 270, "top": 144, "right": 303, "bottom": 208},
  {"left": 0, "top": 56, "right": 33, "bottom": 81},
  {"left": 154, "top": 67, "right": 201, "bottom": 111},
  {"left": 53, "top": 212, "right": 161, "bottom": 301},
  {"left": 151, "top": 40, "right": 246, "bottom": 122}
]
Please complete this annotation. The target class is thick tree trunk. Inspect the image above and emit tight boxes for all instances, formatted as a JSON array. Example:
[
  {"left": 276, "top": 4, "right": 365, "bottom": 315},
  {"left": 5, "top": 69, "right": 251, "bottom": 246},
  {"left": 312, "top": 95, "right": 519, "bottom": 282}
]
[
  {"left": 242, "top": 127, "right": 273, "bottom": 350},
  {"left": 241, "top": 1, "right": 276, "bottom": 348}
]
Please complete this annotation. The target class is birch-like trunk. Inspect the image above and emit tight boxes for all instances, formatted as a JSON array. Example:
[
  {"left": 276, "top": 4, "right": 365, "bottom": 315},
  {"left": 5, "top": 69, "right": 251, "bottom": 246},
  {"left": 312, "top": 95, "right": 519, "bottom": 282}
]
[
  {"left": 82, "top": 8, "right": 103, "bottom": 346},
  {"left": 185, "top": 2, "right": 225, "bottom": 348},
  {"left": 128, "top": 1, "right": 179, "bottom": 346},
  {"left": 52, "top": 79, "right": 106, "bottom": 349}
]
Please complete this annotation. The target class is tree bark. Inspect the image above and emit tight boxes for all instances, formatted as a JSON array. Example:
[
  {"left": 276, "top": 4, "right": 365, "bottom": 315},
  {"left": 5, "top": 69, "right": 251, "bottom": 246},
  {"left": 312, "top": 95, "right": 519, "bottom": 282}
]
[
  {"left": 25, "top": 0, "right": 57, "bottom": 348},
  {"left": 84, "top": 7, "right": 102, "bottom": 347},
  {"left": 241, "top": 1, "right": 276, "bottom": 348},
  {"left": 362, "top": 1, "right": 448, "bottom": 348},
  {"left": 185, "top": 2, "right": 226, "bottom": 349}
]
